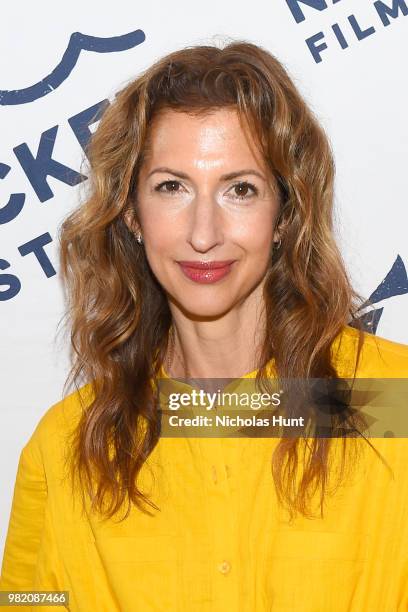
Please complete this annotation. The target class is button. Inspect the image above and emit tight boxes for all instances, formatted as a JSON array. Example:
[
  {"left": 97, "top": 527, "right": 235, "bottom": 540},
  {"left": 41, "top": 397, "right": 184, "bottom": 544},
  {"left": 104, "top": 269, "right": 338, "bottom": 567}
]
[{"left": 217, "top": 560, "right": 231, "bottom": 574}]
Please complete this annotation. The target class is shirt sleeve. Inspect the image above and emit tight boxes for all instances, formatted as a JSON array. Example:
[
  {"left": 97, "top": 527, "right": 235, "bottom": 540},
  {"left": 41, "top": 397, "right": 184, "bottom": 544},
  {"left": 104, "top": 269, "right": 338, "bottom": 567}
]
[{"left": 0, "top": 429, "right": 48, "bottom": 590}]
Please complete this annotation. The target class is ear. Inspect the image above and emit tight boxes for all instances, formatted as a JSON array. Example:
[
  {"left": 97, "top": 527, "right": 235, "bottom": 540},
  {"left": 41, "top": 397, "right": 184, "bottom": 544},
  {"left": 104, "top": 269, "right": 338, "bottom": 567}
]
[
  {"left": 124, "top": 209, "right": 140, "bottom": 235},
  {"left": 273, "top": 209, "right": 291, "bottom": 243},
  {"left": 273, "top": 222, "right": 283, "bottom": 244}
]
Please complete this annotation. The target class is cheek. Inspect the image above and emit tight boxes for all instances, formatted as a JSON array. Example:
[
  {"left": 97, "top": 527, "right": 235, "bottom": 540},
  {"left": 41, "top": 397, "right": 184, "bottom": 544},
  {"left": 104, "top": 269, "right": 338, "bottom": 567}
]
[
  {"left": 142, "top": 212, "right": 180, "bottom": 251},
  {"left": 231, "top": 215, "right": 275, "bottom": 253},
  {"left": 141, "top": 222, "right": 181, "bottom": 281},
  {"left": 140, "top": 201, "right": 186, "bottom": 238}
]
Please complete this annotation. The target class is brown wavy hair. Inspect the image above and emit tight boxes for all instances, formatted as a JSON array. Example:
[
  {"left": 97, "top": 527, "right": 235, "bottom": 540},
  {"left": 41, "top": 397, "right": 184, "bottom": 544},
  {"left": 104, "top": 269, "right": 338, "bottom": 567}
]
[{"left": 58, "top": 40, "right": 378, "bottom": 523}]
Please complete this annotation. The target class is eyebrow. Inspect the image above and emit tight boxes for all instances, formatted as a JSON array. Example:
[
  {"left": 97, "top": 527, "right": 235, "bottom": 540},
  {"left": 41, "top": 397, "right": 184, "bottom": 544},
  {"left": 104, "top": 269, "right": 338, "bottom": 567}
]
[{"left": 147, "top": 166, "right": 266, "bottom": 181}]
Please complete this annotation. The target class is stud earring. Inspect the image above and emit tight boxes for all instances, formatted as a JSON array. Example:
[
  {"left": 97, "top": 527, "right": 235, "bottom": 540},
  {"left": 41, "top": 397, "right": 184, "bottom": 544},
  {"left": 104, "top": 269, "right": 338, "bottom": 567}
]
[{"left": 136, "top": 232, "right": 143, "bottom": 245}]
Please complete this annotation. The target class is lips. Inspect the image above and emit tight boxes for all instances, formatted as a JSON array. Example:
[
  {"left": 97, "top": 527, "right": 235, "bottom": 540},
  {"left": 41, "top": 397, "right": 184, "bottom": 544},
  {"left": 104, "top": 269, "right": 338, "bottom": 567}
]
[
  {"left": 178, "top": 260, "right": 236, "bottom": 269},
  {"left": 177, "top": 260, "right": 236, "bottom": 283}
]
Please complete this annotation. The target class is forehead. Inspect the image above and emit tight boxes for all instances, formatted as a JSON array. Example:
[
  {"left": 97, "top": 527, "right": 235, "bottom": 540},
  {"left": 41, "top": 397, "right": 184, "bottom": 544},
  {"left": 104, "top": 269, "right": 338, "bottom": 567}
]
[{"left": 142, "top": 107, "right": 265, "bottom": 168}]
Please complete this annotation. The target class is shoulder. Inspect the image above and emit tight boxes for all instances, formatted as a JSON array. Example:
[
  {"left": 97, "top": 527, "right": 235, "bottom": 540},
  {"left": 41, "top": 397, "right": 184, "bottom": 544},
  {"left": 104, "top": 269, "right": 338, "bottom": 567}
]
[
  {"left": 22, "top": 382, "right": 95, "bottom": 467},
  {"left": 332, "top": 325, "right": 408, "bottom": 378}
]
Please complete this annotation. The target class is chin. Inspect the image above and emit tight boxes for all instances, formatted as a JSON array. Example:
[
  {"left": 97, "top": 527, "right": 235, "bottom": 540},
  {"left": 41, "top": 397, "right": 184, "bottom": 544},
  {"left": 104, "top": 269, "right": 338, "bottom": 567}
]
[{"left": 170, "top": 293, "right": 235, "bottom": 319}]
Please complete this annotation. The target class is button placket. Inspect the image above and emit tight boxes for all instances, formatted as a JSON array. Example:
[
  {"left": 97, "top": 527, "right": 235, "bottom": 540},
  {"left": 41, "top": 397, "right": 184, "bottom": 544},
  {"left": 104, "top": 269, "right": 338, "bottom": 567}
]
[{"left": 195, "top": 435, "right": 240, "bottom": 610}]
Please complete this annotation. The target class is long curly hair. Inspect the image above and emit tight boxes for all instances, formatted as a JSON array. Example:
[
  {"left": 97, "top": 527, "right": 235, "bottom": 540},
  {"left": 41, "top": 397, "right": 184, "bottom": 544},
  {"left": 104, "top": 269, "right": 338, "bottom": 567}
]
[{"left": 58, "top": 40, "right": 375, "bottom": 522}]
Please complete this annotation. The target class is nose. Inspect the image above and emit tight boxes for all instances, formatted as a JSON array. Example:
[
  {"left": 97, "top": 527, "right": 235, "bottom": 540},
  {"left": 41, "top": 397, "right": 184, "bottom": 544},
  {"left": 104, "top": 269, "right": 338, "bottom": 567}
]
[{"left": 187, "top": 193, "right": 223, "bottom": 253}]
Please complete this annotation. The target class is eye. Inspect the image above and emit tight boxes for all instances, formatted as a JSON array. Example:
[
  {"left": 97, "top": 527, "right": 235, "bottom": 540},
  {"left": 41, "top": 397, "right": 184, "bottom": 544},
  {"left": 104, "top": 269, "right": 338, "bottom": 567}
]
[
  {"left": 154, "top": 180, "right": 184, "bottom": 195},
  {"left": 228, "top": 181, "right": 259, "bottom": 201},
  {"left": 153, "top": 179, "right": 259, "bottom": 201}
]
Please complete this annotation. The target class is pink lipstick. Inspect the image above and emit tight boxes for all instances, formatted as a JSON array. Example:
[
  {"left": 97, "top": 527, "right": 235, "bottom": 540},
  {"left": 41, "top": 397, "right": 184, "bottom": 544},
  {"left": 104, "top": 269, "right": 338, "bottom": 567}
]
[{"left": 177, "top": 260, "right": 236, "bottom": 284}]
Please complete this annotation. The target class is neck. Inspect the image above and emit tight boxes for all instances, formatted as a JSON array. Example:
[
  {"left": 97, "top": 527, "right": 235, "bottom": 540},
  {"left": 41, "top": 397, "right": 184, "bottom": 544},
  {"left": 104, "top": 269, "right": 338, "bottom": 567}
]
[{"left": 165, "top": 293, "right": 266, "bottom": 379}]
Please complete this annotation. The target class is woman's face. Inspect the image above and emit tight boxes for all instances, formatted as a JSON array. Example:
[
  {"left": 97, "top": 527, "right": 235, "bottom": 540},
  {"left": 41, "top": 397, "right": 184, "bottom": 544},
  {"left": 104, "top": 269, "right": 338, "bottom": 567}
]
[{"left": 128, "top": 107, "right": 281, "bottom": 318}]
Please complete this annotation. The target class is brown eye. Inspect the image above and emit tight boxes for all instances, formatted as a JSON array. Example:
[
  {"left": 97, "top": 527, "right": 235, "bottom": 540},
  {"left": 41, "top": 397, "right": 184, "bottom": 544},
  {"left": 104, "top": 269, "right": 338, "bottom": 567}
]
[
  {"left": 235, "top": 183, "right": 250, "bottom": 197},
  {"left": 154, "top": 180, "right": 182, "bottom": 194},
  {"left": 230, "top": 181, "right": 258, "bottom": 201}
]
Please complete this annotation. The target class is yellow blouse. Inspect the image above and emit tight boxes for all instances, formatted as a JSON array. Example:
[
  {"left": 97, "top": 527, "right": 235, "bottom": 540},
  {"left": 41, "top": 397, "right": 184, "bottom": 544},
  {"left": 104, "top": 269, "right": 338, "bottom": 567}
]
[{"left": 1, "top": 325, "right": 408, "bottom": 611}]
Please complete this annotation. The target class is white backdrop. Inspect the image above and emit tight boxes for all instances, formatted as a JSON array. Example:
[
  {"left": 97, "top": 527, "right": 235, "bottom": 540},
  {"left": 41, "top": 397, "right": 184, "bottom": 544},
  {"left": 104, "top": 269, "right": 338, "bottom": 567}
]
[{"left": 1, "top": 0, "right": 407, "bottom": 557}]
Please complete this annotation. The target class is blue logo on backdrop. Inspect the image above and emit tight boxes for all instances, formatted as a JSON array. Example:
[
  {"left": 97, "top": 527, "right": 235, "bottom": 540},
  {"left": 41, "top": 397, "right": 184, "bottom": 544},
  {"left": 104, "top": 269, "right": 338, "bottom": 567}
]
[
  {"left": 285, "top": 0, "right": 408, "bottom": 63},
  {"left": 0, "top": 28, "right": 146, "bottom": 302},
  {"left": 353, "top": 256, "right": 408, "bottom": 333},
  {"left": 0, "top": 98, "right": 110, "bottom": 299},
  {"left": 0, "top": 29, "right": 146, "bottom": 105}
]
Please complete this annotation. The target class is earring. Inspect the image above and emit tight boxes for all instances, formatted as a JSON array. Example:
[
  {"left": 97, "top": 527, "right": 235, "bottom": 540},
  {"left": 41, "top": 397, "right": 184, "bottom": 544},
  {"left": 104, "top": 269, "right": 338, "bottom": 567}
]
[
  {"left": 273, "top": 237, "right": 282, "bottom": 250},
  {"left": 136, "top": 232, "right": 143, "bottom": 245}
]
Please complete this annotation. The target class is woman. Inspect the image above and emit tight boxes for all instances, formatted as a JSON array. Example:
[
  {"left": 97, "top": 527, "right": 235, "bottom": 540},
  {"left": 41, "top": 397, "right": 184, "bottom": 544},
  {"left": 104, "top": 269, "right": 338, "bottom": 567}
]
[{"left": 1, "top": 41, "right": 408, "bottom": 611}]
